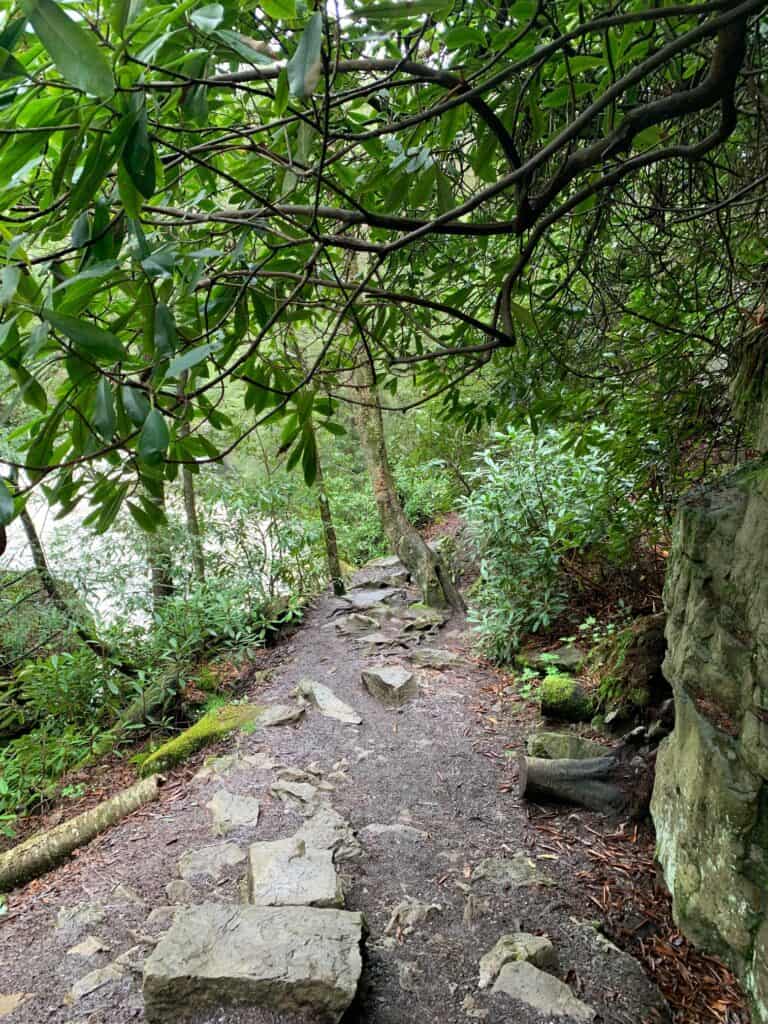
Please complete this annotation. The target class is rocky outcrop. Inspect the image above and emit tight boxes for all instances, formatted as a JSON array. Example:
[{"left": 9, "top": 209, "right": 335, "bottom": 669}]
[{"left": 651, "top": 461, "right": 768, "bottom": 1021}]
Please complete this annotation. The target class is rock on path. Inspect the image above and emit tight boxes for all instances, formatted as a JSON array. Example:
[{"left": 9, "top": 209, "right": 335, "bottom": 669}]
[
  {"left": 247, "top": 838, "right": 344, "bottom": 908},
  {"left": 142, "top": 905, "right": 364, "bottom": 1024}
]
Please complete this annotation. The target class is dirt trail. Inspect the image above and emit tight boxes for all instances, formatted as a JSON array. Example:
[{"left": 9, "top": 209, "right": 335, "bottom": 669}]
[{"left": 0, "top": 560, "right": 671, "bottom": 1024}]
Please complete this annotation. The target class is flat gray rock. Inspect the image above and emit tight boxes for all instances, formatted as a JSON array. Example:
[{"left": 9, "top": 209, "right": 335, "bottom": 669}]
[
  {"left": 409, "top": 647, "right": 463, "bottom": 670},
  {"left": 294, "top": 805, "right": 362, "bottom": 862},
  {"left": 384, "top": 898, "right": 441, "bottom": 936},
  {"left": 472, "top": 854, "right": 554, "bottom": 889},
  {"left": 361, "top": 666, "right": 417, "bottom": 706},
  {"left": 479, "top": 933, "right": 558, "bottom": 989},
  {"left": 56, "top": 902, "right": 107, "bottom": 936},
  {"left": 491, "top": 961, "right": 595, "bottom": 1020},
  {"left": 206, "top": 790, "right": 261, "bottom": 836},
  {"left": 143, "top": 904, "right": 364, "bottom": 1023},
  {"left": 67, "top": 962, "right": 125, "bottom": 1003},
  {"left": 258, "top": 704, "right": 305, "bottom": 727},
  {"left": 526, "top": 731, "right": 611, "bottom": 760},
  {"left": 360, "top": 823, "right": 427, "bottom": 842},
  {"left": 296, "top": 679, "right": 362, "bottom": 725},
  {"left": 247, "top": 838, "right": 343, "bottom": 908},
  {"left": 177, "top": 843, "right": 245, "bottom": 880},
  {"left": 575, "top": 922, "right": 668, "bottom": 1015},
  {"left": 165, "top": 880, "right": 196, "bottom": 904},
  {"left": 339, "top": 587, "right": 403, "bottom": 611},
  {"left": 66, "top": 936, "right": 110, "bottom": 958},
  {"left": 270, "top": 779, "right": 325, "bottom": 814}
]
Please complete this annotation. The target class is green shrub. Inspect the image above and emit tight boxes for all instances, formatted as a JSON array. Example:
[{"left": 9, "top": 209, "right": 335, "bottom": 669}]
[
  {"left": 0, "top": 722, "right": 101, "bottom": 826},
  {"left": 460, "top": 426, "right": 642, "bottom": 662},
  {"left": 14, "top": 649, "right": 122, "bottom": 726}
]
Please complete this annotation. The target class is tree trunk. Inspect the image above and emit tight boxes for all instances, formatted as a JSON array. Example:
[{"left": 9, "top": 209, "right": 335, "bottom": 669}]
[
  {"left": 19, "top": 503, "right": 68, "bottom": 614},
  {"left": 518, "top": 732, "right": 656, "bottom": 818},
  {"left": 178, "top": 372, "right": 206, "bottom": 584},
  {"left": 146, "top": 484, "right": 175, "bottom": 611},
  {"left": 0, "top": 775, "right": 160, "bottom": 891},
  {"left": 352, "top": 357, "right": 464, "bottom": 610},
  {"left": 312, "top": 421, "right": 345, "bottom": 596},
  {"left": 12, "top": 475, "right": 138, "bottom": 674}
]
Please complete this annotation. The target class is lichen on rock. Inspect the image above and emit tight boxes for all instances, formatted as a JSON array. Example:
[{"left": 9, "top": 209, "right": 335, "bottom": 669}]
[{"left": 651, "top": 459, "right": 768, "bottom": 1022}]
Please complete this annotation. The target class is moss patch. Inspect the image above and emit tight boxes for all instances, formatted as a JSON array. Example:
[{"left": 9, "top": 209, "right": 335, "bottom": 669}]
[
  {"left": 138, "top": 703, "right": 266, "bottom": 776},
  {"left": 540, "top": 673, "right": 595, "bottom": 722}
]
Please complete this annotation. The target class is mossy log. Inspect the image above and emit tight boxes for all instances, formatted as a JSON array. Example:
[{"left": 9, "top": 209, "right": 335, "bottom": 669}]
[
  {"left": 519, "top": 733, "right": 655, "bottom": 818},
  {"left": 540, "top": 673, "right": 595, "bottom": 722},
  {"left": 0, "top": 775, "right": 160, "bottom": 892},
  {"left": 138, "top": 702, "right": 266, "bottom": 776}
]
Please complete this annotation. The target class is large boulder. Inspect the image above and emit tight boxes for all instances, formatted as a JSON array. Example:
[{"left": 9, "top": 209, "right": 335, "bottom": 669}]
[
  {"left": 143, "top": 904, "right": 364, "bottom": 1023},
  {"left": 651, "top": 462, "right": 768, "bottom": 1022}
]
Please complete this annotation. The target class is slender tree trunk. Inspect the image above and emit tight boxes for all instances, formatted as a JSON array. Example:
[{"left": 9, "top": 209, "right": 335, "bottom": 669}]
[
  {"left": 19, "top": 502, "right": 67, "bottom": 613},
  {"left": 312, "top": 422, "right": 345, "bottom": 596},
  {"left": 10, "top": 472, "right": 138, "bottom": 674},
  {"left": 182, "top": 468, "right": 205, "bottom": 584},
  {"left": 178, "top": 372, "right": 205, "bottom": 584},
  {"left": 352, "top": 355, "right": 464, "bottom": 610},
  {"left": 146, "top": 484, "right": 175, "bottom": 611}
]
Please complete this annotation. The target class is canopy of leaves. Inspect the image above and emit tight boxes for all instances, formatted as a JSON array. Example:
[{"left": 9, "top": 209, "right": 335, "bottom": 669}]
[{"left": 0, "top": 0, "right": 766, "bottom": 526}]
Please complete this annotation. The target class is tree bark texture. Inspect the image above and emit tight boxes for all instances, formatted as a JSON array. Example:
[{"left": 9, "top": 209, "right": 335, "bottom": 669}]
[
  {"left": 0, "top": 776, "right": 160, "bottom": 891},
  {"left": 313, "top": 427, "right": 345, "bottom": 596},
  {"left": 518, "top": 740, "right": 655, "bottom": 818},
  {"left": 352, "top": 357, "right": 464, "bottom": 610}
]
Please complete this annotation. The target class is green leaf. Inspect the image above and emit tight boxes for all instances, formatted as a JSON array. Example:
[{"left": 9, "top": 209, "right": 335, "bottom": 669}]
[
  {"left": 137, "top": 407, "right": 170, "bottom": 465},
  {"left": 352, "top": 0, "right": 451, "bottom": 20},
  {"left": 320, "top": 419, "right": 345, "bottom": 436},
  {"left": 21, "top": 0, "right": 115, "bottom": 98},
  {"left": 443, "top": 26, "right": 484, "bottom": 48},
  {"left": 261, "top": 0, "right": 296, "bottom": 18},
  {"left": 0, "top": 47, "right": 27, "bottom": 82},
  {"left": 127, "top": 499, "right": 158, "bottom": 532},
  {"left": 274, "top": 65, "right": 289, "bottom": 115},
  {"left": 436, "top": 167, "right": 453, "bottom": 214},
  {"left": 7, "top": 363, "right": 47, "bottom": 412},
  {"left": 122, "top": 107, "right": 156, "bottom": 199},
  {"left": 0, "top": 266, "right": 20, "bottom": 305},
  {"left": 0, "top": 479, "right": 15, "bottom": 526},
  {"left": 167, "top": 342, "right": 218, "bottom": 378},
  {"left": 508, "top": 301, "right": 536, "bottom": 329},
  {"left": 214, "top": 29, "right": 276, "bottom": 65},
  {"left": 190, "top": 4, "right": 224, "bottom": 32},
  {"left": 153, "top": 302, "right": 177, "bottom": 356},
  {"left": 301, "top": 425, "right": 317, "bottom": 486},
  {"left": 0, "top": 18, "right": 27, "bottom": 52},
  {"left": 68, "top": 136, "right": 115, "bottom": 215},
  {"left": 43, "top": 310, "right": 126, "bottom": 361},
  {"left": 121, "top": 385, "right": 150, "bottom": 426},
  {"left": 286, "top": 12, "right": 323, "bottom": 99},
  {"left": 117, "top": 162, "right": 143, "bottom": 218},
  {"left": 93, "top": 377, "right": 116, "bottom": 440}
]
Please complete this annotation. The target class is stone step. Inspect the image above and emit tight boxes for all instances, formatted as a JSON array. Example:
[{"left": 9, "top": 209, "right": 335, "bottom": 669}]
[
  {"left": 143, "top": 904, "right": 364, "bottom": 1023},
  {"left": 246, "top": 838, "right": 343, "bottom": 907}
]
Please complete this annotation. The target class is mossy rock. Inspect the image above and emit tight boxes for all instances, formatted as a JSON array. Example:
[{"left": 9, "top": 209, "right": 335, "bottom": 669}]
[
  {"left": 138, "top": 703, "right": 266, "bottom": 776},
  {"left": 540, "top": 674, "right": 596, "bottom": 723},
  {"left": 526, "top": 730, "right": 611, "bottom": 760}
]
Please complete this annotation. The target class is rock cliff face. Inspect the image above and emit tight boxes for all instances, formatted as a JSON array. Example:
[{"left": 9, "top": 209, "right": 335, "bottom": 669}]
[{"left": 651, "top": 458, "right": 768, "bottom": 1021}]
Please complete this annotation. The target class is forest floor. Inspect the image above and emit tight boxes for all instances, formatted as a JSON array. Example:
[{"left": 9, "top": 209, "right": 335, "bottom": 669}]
[{"left": 0, "top": 556, "right": 749, "bottom": 1024}]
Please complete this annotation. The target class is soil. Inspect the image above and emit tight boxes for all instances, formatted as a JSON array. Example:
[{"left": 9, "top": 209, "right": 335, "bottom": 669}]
[{"left": 0, "top": 559, "right": 749, "bottom": 1024}]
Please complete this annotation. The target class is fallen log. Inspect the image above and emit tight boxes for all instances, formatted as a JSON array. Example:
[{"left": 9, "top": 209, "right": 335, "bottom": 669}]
[
  {"left": 0, "top": 775, "right": 160, "bottom": 892},
  {"left": 519, "top": 731, "right": 655, "bottom": 818}
]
